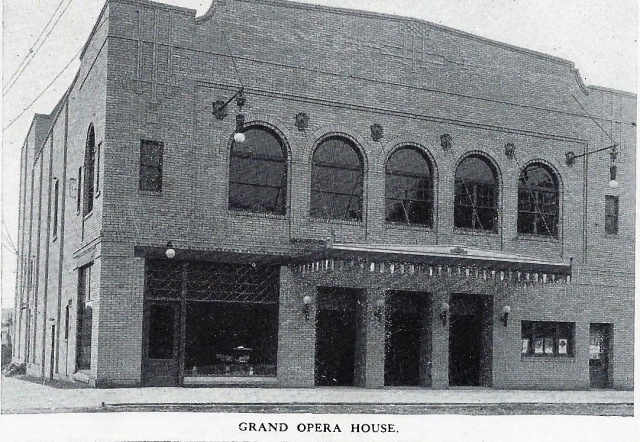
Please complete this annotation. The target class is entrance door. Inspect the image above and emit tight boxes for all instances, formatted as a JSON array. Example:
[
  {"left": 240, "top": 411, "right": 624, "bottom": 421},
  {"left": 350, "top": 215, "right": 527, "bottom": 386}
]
[
  {"left": 448, "top": 294, "right": 493, "bottom": 387},
  {"left": 385, "top": 291, "right": 430, "bottom": 386},
  {"left": 589, "top": 323, "right": 612, "bottom": 389},
  {"left": 315, "top": 288, "right": 357, "bottom": 386},
  {"left": 143, "top": 302, "right": 181, "bottom": 386}
]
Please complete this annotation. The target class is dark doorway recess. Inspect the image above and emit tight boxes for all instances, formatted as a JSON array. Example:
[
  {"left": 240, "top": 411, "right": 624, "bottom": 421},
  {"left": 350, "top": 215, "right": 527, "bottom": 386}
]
[
  {"left": 589, "top": 323, "right": 613, "bottom": 389},
  {"left": 448, "top": 294, "right": 493, "bottom": 387},
  {"left": 315, "top": 287, "right": 360, "bottom": 386},
  {"left": 142, "top": 302, "right": 181, "bottom": 386},
  {"left": 385, "top": 291, "right": 431, "bottom": 387}
]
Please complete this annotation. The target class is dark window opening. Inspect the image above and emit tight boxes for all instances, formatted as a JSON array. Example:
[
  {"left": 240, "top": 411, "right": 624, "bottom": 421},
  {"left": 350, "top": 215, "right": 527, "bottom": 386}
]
[
  {"left": 52, "top": 178, "right": 59, "bottom": 238},
  {"left": 311, "top": 136, "right": 364, "bottom": 221},
  {"left": 229, "top": 126, "right": 287, "bottom": 215},
  {"left": 76, "top": 264, "right": 92, "bottom": 370},
  {"left": 605, "top": 195, "right": 619, "bottom": 234},
  {"left": 139, "top": 139, "right": 164, "bottom": 191},
  {"left": 83, "top": 125, "right": 96, "bottom": 215},
  {"left": 95, "top": 142, "right": 101, "bottom": 195},
  {"left": 454, "top": 155, "right": 498, "bottom": 231},
  {"left": 518, "top": 163, "right": 559, "bottom": 237},
  {"left": 76, "top": 167, "right": 82, "bottom": 214},
  {"left": 64, "top": 303, "right": 70, "bottom": 340},
  {"left": 521, "top": 321, "right": 574, "bottom": 357},
  {"left": 385, "top": 147, "right": 433, "bottom": 226}
]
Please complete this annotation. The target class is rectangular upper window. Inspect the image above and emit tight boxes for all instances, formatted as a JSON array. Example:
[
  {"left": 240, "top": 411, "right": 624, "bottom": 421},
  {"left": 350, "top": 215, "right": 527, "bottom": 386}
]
[
  {"left": 139, "top": 139, "right": 164, "bottom": 192},
  {"left": 521, "top": 321, "right": 574, "bottom": 357},
  {"left": 605, "top": 195, "right": 619, "bottom": 234}
]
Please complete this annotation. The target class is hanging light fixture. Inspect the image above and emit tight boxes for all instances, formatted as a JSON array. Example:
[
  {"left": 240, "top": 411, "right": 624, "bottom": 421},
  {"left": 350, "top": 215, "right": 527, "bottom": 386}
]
[
  {"left": 565, "top": 143, "right": 620, "bottom": 189},
  {"left": 165, "top": 241, "right": 176, "bottom": 259},
  {"left": 234, "top": 113, "right": 246, "bottom": 143},
  {"left": 609, "top": 146, "right": 619, "bottom": 188}
]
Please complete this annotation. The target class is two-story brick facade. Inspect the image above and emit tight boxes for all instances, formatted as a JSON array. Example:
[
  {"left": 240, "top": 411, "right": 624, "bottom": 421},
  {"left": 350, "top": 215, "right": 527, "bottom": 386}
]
[{"left": 13, "top": 0, "right": 635, "bottom": 389}]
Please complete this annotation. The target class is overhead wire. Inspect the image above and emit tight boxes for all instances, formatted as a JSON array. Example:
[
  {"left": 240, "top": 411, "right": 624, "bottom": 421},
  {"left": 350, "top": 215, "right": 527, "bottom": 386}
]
[
  {"left": 2, "top": 46, "right": 81, "bottom": 132},
  {"left": 3, "top": 0, "right": 76, "bottom": 97}
]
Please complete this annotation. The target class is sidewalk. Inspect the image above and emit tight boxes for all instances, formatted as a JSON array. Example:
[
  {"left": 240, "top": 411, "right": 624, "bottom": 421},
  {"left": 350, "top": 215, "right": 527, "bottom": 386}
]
[{"left": 1, "top": 375, "right": 633, "bottom": 413}]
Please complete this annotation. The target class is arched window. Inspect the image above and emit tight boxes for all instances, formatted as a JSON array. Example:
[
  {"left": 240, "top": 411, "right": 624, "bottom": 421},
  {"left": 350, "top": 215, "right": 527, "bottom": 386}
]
[
  {"left": 385, "top": 146, "right": 433, "bottom": 226},
  {"left": 454, "top": 155, "right": 499, "bottom": 231},
  {"left": 517, "top": 163, "right": 559, "bottom": 237},
  {"left": 229, "top": 126, "right": 287, "bottom": 215},
  {"left": 311, "top": 136, "right": 364, "bottom": 221},
  {"left": 83, "top": 125, "right": 96, "bottom": 215}
]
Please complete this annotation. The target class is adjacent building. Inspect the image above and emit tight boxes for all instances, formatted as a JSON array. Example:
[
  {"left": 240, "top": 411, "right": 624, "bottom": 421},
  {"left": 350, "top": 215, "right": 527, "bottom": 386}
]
[{"left": 12, "top": 0, "right": 635, "bottom": 389}]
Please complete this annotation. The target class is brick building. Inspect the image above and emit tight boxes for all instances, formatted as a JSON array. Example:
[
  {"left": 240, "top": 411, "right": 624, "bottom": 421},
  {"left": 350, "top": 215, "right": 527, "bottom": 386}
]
[{"left": 12, "top": 0, "right": 635, "bottom": 389}]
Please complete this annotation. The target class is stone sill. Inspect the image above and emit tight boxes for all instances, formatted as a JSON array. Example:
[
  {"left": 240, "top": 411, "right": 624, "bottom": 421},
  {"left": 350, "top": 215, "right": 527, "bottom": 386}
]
[{"left": 183, "top": 376, "right": 278, "bottom": 387}]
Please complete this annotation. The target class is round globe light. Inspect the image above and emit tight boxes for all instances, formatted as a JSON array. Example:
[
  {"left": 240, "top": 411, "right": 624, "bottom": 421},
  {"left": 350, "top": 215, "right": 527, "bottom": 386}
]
[
  {"left": 234, "top": 132, "right": 246, "bottom": 143},
  {"left": 165, "top": 246, "right": 176, "bottom": 259},
  {"left": 608, "top": 179, "right": 619, "bottom": 189}
]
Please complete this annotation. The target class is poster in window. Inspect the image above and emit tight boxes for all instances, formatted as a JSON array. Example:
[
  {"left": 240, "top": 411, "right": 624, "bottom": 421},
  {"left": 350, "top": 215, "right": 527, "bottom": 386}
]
[
  {"left": 558, "top": 338, "right": 568, "bottom": 354},
  {"left": 589, "top": 344, "right": 601, "bottom": 359},
  {"left": 521, "top": 339, "right": 530, "bottom": 354},
  {"left": 534, "top": 338, "right": 544, "bottom": 354},
  {"left": 544, "top": 338, "right": 554, "bottom": 354}
]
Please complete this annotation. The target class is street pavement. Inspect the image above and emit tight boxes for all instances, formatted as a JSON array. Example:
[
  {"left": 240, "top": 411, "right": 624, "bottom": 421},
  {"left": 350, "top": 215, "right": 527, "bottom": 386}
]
[{"left": 0, "top": 374, "right": 634, "bottom": 414}]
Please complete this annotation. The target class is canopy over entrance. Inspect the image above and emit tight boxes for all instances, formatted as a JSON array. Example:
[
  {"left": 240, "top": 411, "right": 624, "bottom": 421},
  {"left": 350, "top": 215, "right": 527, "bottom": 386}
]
[{"left": 291, "top": 243, "right": 572, "bottom": 286}]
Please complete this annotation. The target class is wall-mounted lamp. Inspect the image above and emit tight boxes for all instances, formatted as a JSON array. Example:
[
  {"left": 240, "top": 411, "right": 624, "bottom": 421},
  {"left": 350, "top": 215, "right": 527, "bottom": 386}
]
[
  {"left": 439, "top": 302, "right": 450, "bottom": 326},
  {"left": 212, "top": 88, "right": 245, "bottom": 120},
  {"left": 608, "top": 146, "right": 619, "bottom": 188},
  {"left": 302, "top": 295, "right": 312, "bottom": 320},
  {"left": 565, "top": 144, "right": 620, "bottom": 189},
  {"left": 165, "top": 241, "right": 176, "bottom": 259},
  {"left": 374, "top": 298, "right": 385, "bottom": 322},
  {"left": 500, "top": 305, "right": 511, "bottom": 327}
]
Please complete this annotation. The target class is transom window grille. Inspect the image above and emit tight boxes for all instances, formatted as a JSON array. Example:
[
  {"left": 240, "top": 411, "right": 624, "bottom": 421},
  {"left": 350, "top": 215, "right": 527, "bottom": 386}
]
[
  {"left": 229, "top": 126, "right": 287, "bottom": 215},
  {"left": 385, "top": 147, "right": 433, "bottom": 226},
  {"left": 518, "top": 163, "right": 559, "bottom": 237},
  {"left": 311, "top": 136, "right": 364, "bottom": 221},
  {"left": 187, "top": 263, "right": 279, "bottom": 303},
  {"left": 145, "top": 260, "right": 279, "bottom": 304},
  {"left": 454, "top": 155, "right": 498, "bottom": 231},
  {"left": 145, "top": 260, "right": 183, "bottom": 300}
]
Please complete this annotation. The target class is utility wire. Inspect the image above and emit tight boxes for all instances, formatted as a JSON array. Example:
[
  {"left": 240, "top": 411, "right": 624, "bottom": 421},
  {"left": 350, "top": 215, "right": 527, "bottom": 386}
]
[
  {"left": 2, "top": 218, "right": 17, "bottom": 252},
  {"left": 572, "top": 95, "right": 617, "bottom": 145},
  {"left": 2, "top": 0, "right": 68, "bottom": 91},
  {"left": 2, "top": 47, "right": 81, "bottom": 132},
  {"left": 3, "top": 0, "right": 76, "bottom": 97}
]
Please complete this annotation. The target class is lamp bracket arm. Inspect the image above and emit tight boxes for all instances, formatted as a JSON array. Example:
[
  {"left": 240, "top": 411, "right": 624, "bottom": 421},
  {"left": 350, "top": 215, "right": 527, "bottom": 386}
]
[{"left": 571, "top": 143, "right": 618, "bottom": 161}]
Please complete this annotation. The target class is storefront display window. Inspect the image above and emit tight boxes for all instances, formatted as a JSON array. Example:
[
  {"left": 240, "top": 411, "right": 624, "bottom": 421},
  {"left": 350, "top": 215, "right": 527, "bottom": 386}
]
[{"left": 521, "top": 321, "right": 574, "bottom": 357}]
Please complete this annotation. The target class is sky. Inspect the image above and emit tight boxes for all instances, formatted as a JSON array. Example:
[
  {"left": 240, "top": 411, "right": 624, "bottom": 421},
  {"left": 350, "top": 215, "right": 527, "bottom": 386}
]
[{"left": 1, "top": 0, "right": 637, "bottom": 308}]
